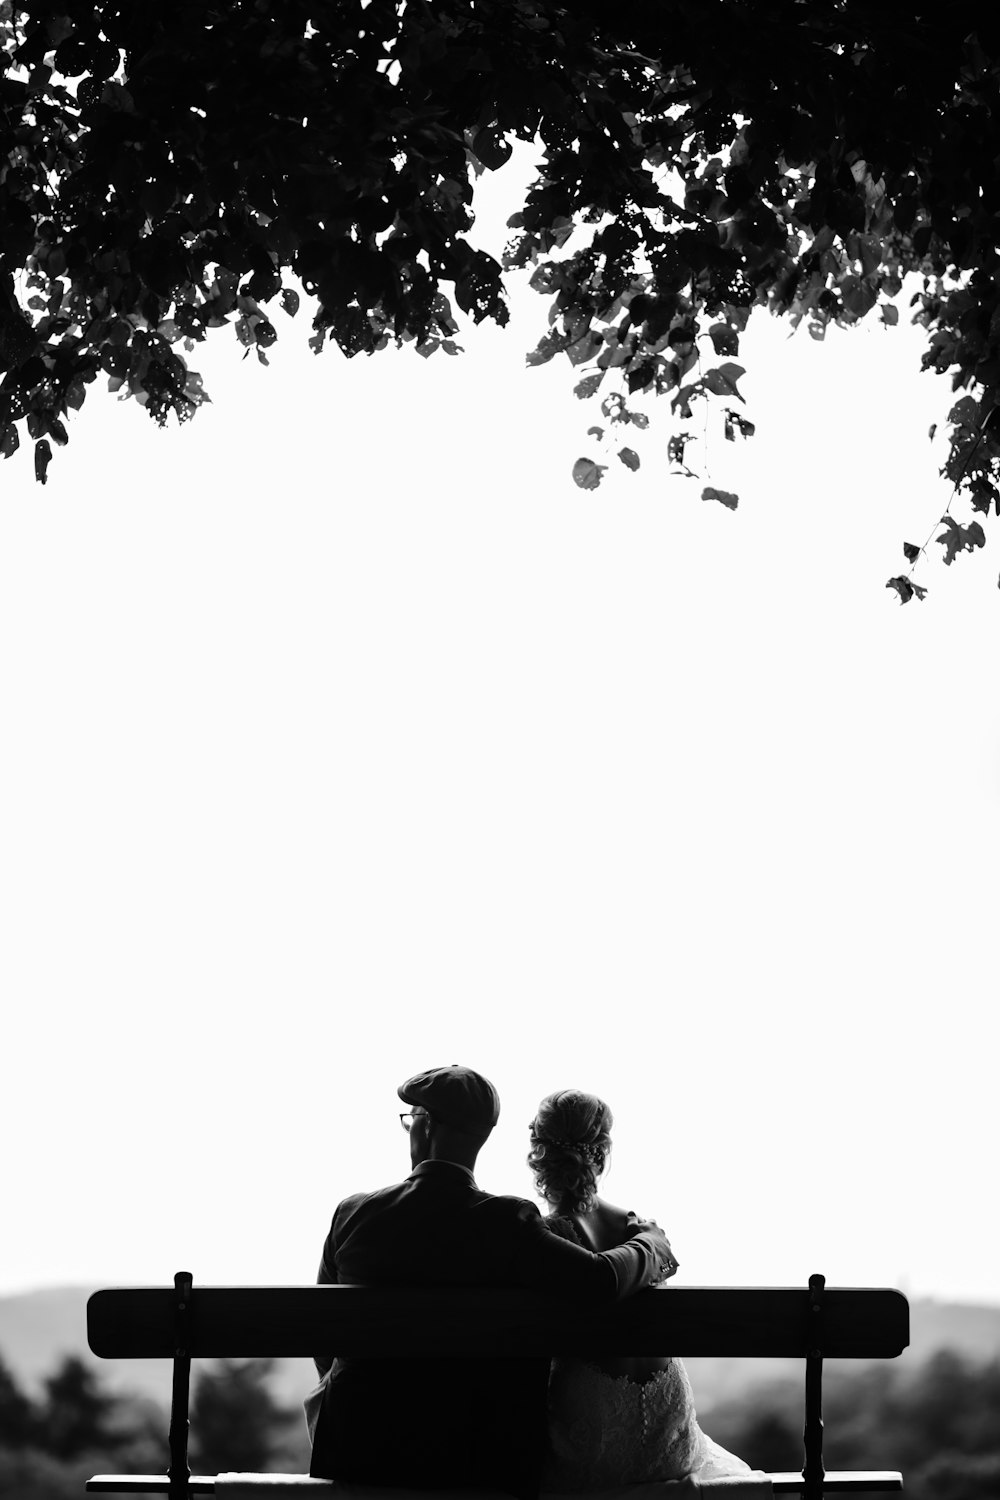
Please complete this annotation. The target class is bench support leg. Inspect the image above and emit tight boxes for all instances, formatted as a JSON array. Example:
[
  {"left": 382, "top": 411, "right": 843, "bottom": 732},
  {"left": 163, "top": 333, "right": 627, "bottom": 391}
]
[
  {"left": 802, "top": 1273, "right": 825, "bottom": 1500},
  {"left": 168, "top": 1271, "right": 193, "bottom": 1500}
]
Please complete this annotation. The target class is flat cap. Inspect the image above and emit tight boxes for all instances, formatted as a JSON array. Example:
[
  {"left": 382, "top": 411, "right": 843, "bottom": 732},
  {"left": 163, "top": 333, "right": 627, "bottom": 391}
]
[{"left": 398, "top": 1064, "right": 500, "bottom": 1136}]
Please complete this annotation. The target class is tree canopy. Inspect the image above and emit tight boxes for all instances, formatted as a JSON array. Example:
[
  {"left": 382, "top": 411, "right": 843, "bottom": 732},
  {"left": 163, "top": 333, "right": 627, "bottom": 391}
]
[{"left": 2, "top": 1, "right": 999, "bottom": 598}]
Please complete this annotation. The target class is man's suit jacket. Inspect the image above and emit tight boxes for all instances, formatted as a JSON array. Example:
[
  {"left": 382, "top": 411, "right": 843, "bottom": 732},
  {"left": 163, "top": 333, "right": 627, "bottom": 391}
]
[{"left": 306, "top": 1159, "right": 667, "bottom": 1498}]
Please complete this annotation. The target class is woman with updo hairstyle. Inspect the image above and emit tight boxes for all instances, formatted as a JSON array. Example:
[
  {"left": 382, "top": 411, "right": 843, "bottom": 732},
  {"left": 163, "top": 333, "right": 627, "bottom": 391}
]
[
  {"left": 527, "top": 1090, "right": 613, "bottom": 1221},
  {"left": 529, "top": 1089, "right": 756, "bottom": 1491}
]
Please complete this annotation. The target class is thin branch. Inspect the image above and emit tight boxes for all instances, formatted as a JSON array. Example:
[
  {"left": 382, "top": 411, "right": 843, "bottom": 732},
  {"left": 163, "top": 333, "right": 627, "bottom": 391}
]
[{"left": 904, "top": 401, "right": 998, "bottom": 576}]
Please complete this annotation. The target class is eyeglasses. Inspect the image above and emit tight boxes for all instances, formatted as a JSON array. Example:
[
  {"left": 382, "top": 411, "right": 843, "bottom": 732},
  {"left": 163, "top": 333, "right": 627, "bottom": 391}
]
[{"left": 399, "top": 1109, "right": 431, "bottom": 1132}]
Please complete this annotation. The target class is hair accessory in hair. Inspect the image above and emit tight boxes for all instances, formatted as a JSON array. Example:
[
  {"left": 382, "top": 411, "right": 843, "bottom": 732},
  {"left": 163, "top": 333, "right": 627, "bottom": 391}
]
[{"left": 540, "top": 1135, "right": 603, "bottom": 1161}]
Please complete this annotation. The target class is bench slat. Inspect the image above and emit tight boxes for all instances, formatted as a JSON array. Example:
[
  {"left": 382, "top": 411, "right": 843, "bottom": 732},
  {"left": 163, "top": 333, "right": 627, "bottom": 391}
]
[
  {"left": 86, "top": 1475, "right": 904, "bottom": 1495},
  {"left": 87, "top": 1285, "right": 909, "bottom": 1361},
  {"left": 770, "top": 1476, "right": 903, "bottom": 1493}
]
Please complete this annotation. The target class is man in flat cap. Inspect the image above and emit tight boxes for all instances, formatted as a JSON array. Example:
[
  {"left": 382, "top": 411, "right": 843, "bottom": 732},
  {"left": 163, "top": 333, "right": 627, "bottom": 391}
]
[{"left": 306, "top": 1064, "right": 674, "bottom": 1498}]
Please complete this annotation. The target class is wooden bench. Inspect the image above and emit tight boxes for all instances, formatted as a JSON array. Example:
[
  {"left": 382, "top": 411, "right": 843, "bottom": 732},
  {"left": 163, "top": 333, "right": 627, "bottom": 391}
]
[{"left": 86, "top": 1272, "right": 908, "bottom": 1500}]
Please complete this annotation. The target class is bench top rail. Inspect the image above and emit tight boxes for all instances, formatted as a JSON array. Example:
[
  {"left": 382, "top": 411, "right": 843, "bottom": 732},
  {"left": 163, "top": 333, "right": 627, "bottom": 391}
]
[{"left": 87, "top": 1285, "right": 909, "bottom": 1361}]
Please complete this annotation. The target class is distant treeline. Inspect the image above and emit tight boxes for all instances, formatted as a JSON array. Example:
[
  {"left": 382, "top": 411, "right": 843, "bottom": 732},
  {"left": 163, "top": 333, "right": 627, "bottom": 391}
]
[
  {"left": 0, "top": 1351, "right": 308, "bottom": 1500},
  {"left": 706, "top": 1349, "right": 1000, "bottom": 1500},
  {"left": 2, "top": 1346, "right": 999, "bottom": 1500}
]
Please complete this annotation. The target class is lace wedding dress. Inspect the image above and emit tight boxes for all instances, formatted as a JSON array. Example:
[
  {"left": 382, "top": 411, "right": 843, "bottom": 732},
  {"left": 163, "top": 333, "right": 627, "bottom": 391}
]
[
  {"left": 541, "top": 1217, "right": 755, "bottom": 1491},
  {"left": 543, "top": 1353, "right": 755, "bottom": 1490}
]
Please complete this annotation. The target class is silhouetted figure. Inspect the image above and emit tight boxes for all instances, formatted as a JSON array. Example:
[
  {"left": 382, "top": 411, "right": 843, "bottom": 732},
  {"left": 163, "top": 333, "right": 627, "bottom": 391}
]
[
  {"left": 306, "top": 1064, "right": 674, "bottom": 1499},
  {"left": 529, "top": 1089, "right": 758, "bottom": 1490}
]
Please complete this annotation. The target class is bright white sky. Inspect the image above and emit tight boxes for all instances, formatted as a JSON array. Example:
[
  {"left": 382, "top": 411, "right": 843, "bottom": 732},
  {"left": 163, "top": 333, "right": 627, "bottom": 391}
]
[{"left": 2, "top": 153, "right": 998, "bottom": 1307}]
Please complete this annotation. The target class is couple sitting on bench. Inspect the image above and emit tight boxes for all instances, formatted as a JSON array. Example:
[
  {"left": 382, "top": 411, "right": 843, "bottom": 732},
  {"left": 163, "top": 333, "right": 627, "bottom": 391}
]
[{"left": 306, "top": 1065, "right": 756, "bottom": 1499}]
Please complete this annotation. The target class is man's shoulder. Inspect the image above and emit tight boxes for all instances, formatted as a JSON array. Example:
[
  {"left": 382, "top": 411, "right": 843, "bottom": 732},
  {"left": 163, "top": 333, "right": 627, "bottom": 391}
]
[
  {"left": 471, "top": 1191, "right": 544, "bottom": 1223},
  {"left": 327, "top": 1181, "right": 546, "bottom": 1239},
  {"left": 328, "top": 1180, "right": 408, "bottom": 1228},
  {"left": 335, "top": 1180, "right": 407, "bottom": 1212}
]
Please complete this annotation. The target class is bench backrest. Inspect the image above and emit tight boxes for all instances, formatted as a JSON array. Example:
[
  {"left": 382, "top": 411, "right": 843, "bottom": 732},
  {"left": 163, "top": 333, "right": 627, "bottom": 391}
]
[{"left": 87, "top": 1283, "right": 910, "bottom": 1361}]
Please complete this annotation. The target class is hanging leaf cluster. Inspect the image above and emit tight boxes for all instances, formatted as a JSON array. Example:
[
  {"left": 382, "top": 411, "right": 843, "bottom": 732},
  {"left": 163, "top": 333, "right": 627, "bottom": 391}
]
[{"left": 2, "top": 2, "right": 1000, "bottom": 597}]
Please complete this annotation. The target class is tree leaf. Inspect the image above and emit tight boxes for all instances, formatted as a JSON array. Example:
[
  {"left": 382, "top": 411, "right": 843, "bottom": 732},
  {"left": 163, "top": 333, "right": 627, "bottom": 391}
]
[
  {"left": 34, "top": 438, "right": 52, "bottom": 484},
  {"left": 936, "top": 515, "right": 986, "bottom": 565},
  {"left": 948, "top": 396, "right": 980, "bottom": 426},
  {"left": 701, "top": 486, "right": 739, "bottom": 510},
  {"left": 702, "top": 363, "right": 747, "bottom": 402},
  {"left": 724, "top": 409, "right": 755, "bottom": 440},
  {"left": 573, "top": 457, "right": 607, "bottom": 490},
  {"left": 708, "top": 323, "right": 740, "bottom": 356},
  {"left": 627, "top": 360, "right": 656, "bottom": 393},
  {"left": 65, "top": 378, "right": 87, "bottom": 411},
  {"left": 903, "top": 542, "right": 921, "bottom": 564},
  {"left": 529, "top": 263, "right": 561, "bottom": 295},
  {"left": 565, "top": 329, "right": 603, "bottom": 367},
  {"left": 526, "top": 329, "right": 569, "bottom": 367},
  {"left": 574, "top": 371, "right": 605, "bottom": 399},
  {"left": 471, "top": 125, "right": 513, "bottom": 171},
  {"left": 618, "top": 447, "right": 640, "bottom": 471},
  {"left": 841, "top": 276, "right": 878, "bottom": 318},
  {"left": 672, "top": 386, "right": 695, "bottom": 419},
  {"left": 886, "top": 575, "right": 927, "bottom": 603}
]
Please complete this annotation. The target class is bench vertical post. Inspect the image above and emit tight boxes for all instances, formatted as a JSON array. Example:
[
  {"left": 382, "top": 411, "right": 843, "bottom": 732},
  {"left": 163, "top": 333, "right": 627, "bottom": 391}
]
[
  {"left": 167, "top": 1271, "right": 193, "bottom": 1500},
  {"left": 802, "top": 1273, "right": 825, "bottom": 1500}
]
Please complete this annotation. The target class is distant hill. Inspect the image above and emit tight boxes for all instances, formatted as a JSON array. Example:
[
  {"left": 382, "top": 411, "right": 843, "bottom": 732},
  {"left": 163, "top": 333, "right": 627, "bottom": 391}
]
[
  {"left": 0, "top": 1285, "right": 314, "bottom": 1411},
  {"left": 2, "top": 1285, "right": 998, "bottom": 1416},
  {"left": 686, "top": 1296, "right": 1000, "bottom": 1410},
  {"left": 0, "top": 1287, "right": 100, "bottom": 1390}
]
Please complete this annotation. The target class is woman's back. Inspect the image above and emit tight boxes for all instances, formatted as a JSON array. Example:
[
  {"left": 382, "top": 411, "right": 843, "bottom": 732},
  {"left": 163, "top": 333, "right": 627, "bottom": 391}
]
[
  {"left": 529, "top": 1090, "right": 756, "bottom": 1490},
  {"left": 547, "top": 1198, "right": 673, "bottom": 1382},
  {"left": 555, "top": 1195, "right": 631, "bottom": 1252}
]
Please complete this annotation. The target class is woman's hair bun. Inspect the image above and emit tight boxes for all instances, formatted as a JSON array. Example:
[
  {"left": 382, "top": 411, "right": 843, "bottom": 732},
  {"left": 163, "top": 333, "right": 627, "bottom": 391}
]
[{"left": 527, "top": 1089, "right": 613, "bottom": 1216}]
